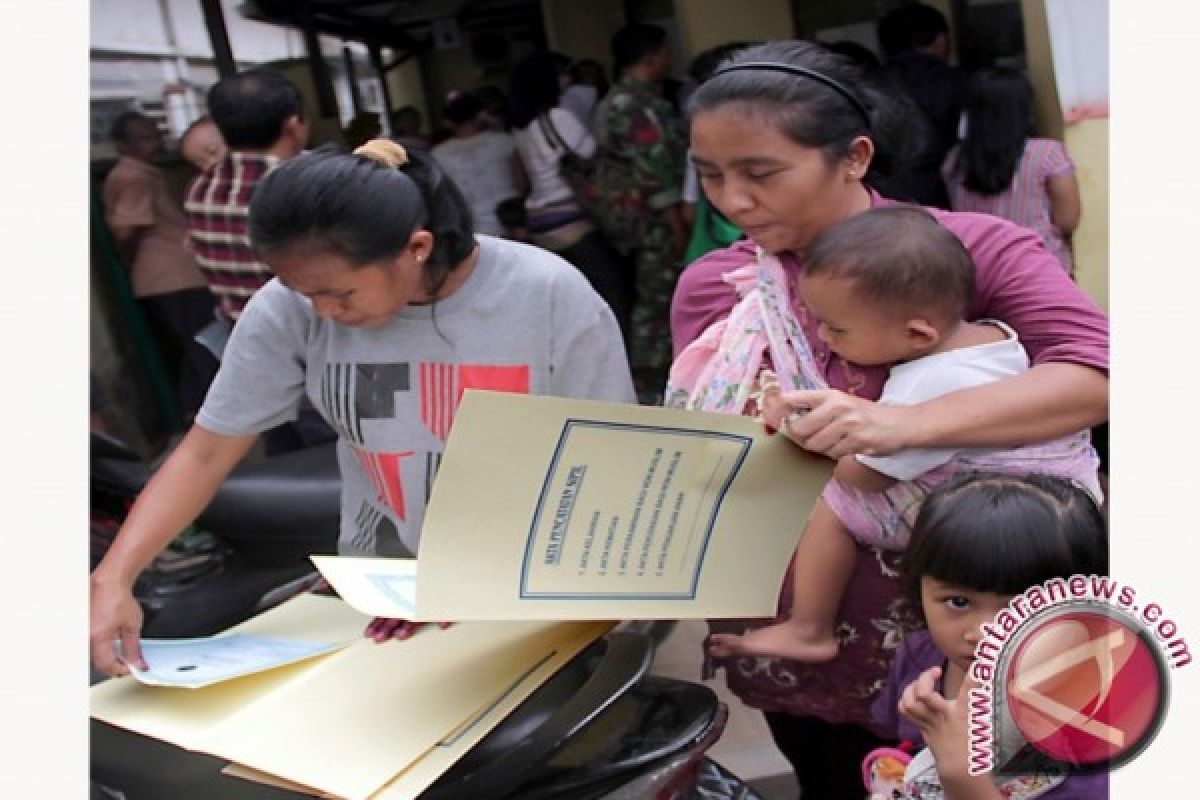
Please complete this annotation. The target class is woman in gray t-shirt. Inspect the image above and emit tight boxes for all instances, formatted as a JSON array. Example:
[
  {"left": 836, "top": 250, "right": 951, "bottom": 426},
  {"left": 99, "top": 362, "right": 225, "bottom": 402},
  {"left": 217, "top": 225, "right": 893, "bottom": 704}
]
[{"left": 90, "top": 139, "right": 634, "bottom": 676}]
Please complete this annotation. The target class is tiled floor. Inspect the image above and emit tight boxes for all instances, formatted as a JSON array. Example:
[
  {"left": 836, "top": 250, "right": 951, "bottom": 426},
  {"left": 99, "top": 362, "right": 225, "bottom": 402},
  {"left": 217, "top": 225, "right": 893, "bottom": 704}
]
[{"left": 647, "top": 620, "right": 800, "bottom": 800}]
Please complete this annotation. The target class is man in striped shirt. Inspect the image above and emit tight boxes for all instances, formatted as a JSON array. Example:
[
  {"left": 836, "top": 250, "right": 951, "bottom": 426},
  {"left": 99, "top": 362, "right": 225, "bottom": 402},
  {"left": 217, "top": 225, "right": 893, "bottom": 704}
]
[
  {"left": 184, "top": 69, "right": 334, "bottom": 453},
  {"left": 184, "top": 69, "right": 310, "bottom": 323}
]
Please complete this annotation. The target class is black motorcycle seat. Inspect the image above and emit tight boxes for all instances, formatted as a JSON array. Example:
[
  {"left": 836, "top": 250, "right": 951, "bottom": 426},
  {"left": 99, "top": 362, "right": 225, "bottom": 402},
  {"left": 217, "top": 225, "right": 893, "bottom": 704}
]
[
  {"left": 91, "top": 433, "right": 341, "bottom": 565},
  {"left": 198, "top": 443, "right": 341, "bottom": 554}
]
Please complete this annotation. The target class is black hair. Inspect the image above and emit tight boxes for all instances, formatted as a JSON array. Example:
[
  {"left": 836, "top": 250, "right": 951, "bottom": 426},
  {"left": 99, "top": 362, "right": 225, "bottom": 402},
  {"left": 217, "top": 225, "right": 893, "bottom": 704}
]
[
  {"left": 877, "top": 3, "right": 949, "bottom": 60},
  {"left": 690, "top": 40, "right": 923, "bottom": 188},
  {"left": 110, "top": 110, "right": 151, "bottom": 144},
  {"left": 509, "top": 51, "right": 564, "bottom": 129},
  {"left": 248, "top": 142, "right": 475, "bottom": 299},
  {"left": 568, "top": 59, "right": 610, "bottom": 96},
  {"left": 901, "top": 472, "right": 1109, "bottom": 611},
  {"left": 443, "top": 92, "right": 484, "bottom": 125},
  {"left": 687, "top": 41, "right": 757, "bottom": 84},
  {"left": 955, "top": 68, "right": 1034, "bottom": 195},
  {"left": 207, "top": 68, "right": 304, "bottom": 150},
  {"left": 801, "top": 206, "right": 974, "bottom": 323},
  {"left": 389, "top": 105, "right": 422, "bottom": 136},
  {"left": 474, "top": 85, "right": 511, "bottom": 129},
  {"left": 825, "top": 40, "right": 881, "bottom": 73},
  {"left": 611, "top": 23, "right": 667, "bottom": 75}
]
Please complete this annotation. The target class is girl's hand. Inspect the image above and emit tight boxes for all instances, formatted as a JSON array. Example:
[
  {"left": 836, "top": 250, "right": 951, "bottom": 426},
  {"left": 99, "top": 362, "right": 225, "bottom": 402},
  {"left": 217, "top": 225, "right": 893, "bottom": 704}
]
[
  {"left": 899, "top": 667, "right": 1000, "bottom": 799},
  {"left": 898, "top": 667, "right": 963, "bottom": 758},
  {"left": 364, "top": 617, "right": 453, "bottom": 642},
  {"left": 770, "top": 388, "right": 914, "bottom": 459}
]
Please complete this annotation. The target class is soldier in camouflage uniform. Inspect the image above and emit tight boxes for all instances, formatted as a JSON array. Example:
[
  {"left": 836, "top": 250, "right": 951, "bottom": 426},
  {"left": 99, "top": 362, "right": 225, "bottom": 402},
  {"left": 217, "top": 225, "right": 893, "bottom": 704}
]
[{"left": 593, "top": 23, "right": 688, "bottom": 404}]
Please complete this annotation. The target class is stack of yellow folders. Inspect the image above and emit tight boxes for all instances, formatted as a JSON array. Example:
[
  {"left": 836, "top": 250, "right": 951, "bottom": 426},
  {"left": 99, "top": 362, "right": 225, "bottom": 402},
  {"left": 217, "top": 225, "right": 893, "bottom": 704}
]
[{"left": 91, "top": 593, "right": 611, "bottom": 799}]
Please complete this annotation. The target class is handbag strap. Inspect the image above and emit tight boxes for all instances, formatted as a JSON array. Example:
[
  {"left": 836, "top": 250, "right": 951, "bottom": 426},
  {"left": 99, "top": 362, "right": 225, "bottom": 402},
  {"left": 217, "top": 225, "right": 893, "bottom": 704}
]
[{"left": 538, "top": 112, "right": 577, "bottom": 157}]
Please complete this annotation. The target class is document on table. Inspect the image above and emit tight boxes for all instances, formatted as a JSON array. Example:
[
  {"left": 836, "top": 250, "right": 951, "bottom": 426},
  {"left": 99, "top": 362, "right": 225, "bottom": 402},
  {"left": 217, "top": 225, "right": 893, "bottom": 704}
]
[
  {"left": 129, "top": 635, "right": 346, "bottom": 689},
  {"left": 313, "top": 390, "right": 832, "bottom": 621}
]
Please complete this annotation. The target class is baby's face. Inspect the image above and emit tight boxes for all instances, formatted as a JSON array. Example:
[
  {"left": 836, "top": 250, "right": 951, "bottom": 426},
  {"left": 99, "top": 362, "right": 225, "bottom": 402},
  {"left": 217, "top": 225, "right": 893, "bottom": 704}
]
[
  {"left": 797, "top": 273, "right": 924, "bottom": 366},
  {"left": 181, "top": 123, "right": 227, "bottom": 171}
]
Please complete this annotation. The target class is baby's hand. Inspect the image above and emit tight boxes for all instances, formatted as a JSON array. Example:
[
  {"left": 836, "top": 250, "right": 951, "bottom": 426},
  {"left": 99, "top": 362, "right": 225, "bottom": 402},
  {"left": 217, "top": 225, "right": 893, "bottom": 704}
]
[
  {"left": 757, "top": 369, "right": 809, "bottom": 435},
  {"left": 757, "top": 369, "right": 784, "bottom": 428}
]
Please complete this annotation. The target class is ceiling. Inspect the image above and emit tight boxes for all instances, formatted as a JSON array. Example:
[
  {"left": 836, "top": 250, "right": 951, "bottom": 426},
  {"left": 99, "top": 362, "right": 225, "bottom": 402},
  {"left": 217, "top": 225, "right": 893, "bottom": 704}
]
[{"left": 239, "top": 0, "right": 545, "bottom": 54}]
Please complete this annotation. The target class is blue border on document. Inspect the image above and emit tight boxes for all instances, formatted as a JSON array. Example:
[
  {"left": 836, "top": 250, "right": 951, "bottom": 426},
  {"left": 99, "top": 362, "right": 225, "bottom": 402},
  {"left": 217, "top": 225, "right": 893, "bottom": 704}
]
[{"left": 518, "top": 419, "right": 751, "bottom": 601}]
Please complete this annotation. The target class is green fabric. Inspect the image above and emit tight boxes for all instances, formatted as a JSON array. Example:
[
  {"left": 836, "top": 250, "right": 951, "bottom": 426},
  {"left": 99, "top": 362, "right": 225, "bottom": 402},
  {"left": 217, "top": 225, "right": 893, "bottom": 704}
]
[
  {"left": 684, "top": 195, "right": 743, "bottom": 265},
  {"left": 91, "top": 187, "right": 182, "bottom": 432}
]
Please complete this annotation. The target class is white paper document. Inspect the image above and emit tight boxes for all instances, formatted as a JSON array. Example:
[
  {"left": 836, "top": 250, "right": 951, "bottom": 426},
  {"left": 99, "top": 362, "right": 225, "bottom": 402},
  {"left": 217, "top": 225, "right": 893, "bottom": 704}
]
[{"left": 129, "top": 635, "right": 345, "bottom": 688}]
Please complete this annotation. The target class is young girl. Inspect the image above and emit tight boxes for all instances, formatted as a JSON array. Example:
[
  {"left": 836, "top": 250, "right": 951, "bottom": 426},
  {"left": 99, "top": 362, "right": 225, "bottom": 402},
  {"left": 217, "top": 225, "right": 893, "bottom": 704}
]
[
  {"left": 872, "top": 471, "right": 1109, "bottom": 799},
  {"left": 90, "top": 139, "right": 634, "bottom": 675},
  {"left": 942, "top": 69, "right": 1080, "bottom": 273},
  {"left": 706, "top": 206, "right": 1101, "bottom": 663}
]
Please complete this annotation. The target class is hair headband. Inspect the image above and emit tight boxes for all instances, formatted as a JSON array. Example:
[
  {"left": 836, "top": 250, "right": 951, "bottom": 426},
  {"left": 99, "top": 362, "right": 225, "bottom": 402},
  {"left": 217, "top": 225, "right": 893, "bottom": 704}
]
[{"left": 712, "top": 61, "right": 871, "bottom": 126}]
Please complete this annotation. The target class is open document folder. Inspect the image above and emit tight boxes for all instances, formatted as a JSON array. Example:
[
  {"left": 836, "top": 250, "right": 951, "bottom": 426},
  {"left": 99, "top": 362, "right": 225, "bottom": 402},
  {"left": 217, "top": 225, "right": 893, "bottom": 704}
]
[
  {"left": 91, "top": 593, "right": 611, "bottom": 800},
  {"left": 314, "top": 390, "right": 832, "bottom": 621}
]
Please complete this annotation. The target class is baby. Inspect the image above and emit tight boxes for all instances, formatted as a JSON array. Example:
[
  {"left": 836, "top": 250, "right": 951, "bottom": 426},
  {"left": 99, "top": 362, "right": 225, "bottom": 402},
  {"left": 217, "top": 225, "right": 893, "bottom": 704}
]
[
  {"left": 709, "top": 206, "right": 1101, "bottom": 662},
  {"left": 179, "top": 116, "right": 227, "bottom": 172}
]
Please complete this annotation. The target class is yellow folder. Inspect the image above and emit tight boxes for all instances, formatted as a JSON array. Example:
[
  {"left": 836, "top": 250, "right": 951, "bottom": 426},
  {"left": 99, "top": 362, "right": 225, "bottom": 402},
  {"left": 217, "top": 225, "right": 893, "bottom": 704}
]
[
  {"left": 91, "top": 593, "right": 610, "bottom": 799},
  {"left": 314, "top": 390, "right": 832, "bottom": 621}
]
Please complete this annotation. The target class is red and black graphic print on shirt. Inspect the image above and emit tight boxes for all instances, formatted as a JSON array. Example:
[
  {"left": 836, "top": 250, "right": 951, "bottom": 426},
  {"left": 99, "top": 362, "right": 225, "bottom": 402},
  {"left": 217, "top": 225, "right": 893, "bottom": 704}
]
[
  {"left": 323, "top": 361, "right": 531, "bottom": 555},
  {"left": 418, "top": 362, "right": 530, "bottom": 441}
]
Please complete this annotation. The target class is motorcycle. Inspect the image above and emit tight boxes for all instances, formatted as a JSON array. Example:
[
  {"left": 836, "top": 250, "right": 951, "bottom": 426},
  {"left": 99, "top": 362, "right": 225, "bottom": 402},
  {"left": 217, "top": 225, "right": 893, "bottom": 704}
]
[
  {"left": 90, "top": 430, "right": 341, "bottom": 639},
  {"left": 91, "top": 630, "right": 761, "bottom": 799},
  {"left": 89, "top": 432, "right": 761, "bottom": 798}
]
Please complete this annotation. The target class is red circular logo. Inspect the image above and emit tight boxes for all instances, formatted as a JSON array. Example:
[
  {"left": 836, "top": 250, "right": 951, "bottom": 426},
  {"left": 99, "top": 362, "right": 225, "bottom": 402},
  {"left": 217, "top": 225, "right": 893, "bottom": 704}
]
[{"left": 1004, "top": 608, "right": 1166, "bottom": 767}]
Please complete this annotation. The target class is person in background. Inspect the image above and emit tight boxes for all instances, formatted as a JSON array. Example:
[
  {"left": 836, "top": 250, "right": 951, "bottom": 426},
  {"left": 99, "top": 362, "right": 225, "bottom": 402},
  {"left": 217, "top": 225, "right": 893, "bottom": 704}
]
[
  {"left": 389, "top": 105, "right": 428, "bottom": 152},
  {"left": 90, "top": 139, "right": 633, "bottom": 676},
  {"left": 560, "top": 58, "right": 609, "bottom": 127},
  {"left": 475, "top": 85, "right": 513, "bottom": 132},
  {"left": 102, "top": 111, "right": 214, "bottom": 418},
  {"left": 184, "top": 68, "right": 309, "bottom": 324},
  {"left": 431, "top": 91, "right": 525, "bottom": 238},
  {"left": 874, "top": 472, "right": 1108, "bottom": 799},
  {"left": 509, "top": 50, "right": 634, "bottom": 342},
  {"left": 184, "top": 68, "right": 333, "bottom": 453},
  {"left": 342, "top": 110, "right": 383, "bottom": 149},
  {"left": 942, "top": 68, "right": 1080, "bottom": 274},
  {"left": 179, "top": 116, "right": 227, "bottom": 173},
  {"left": 875, "top": 2, "right": 968, "bottom": 208},
  {"left": 680, "top": 42, "right": 753, "bottom": 265},
  {"left": 593, "top": 22, "right": 688, "bottom": 404},
  {"left": 672, "top": 40, "right": 1107, "bottom": 798}
]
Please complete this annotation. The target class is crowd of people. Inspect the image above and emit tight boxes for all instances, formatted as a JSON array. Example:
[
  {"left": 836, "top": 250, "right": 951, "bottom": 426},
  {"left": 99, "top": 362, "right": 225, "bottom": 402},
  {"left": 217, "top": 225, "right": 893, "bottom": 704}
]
[{"left": 94, "top": 4, "right": 1108, "bottom": 799}]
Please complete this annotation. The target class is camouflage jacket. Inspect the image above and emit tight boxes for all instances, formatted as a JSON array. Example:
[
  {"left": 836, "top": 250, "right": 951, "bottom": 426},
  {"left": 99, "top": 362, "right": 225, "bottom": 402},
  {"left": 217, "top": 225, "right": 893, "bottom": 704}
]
[{"left": 591, "top": 75, "right": 686, "bottom": 215}]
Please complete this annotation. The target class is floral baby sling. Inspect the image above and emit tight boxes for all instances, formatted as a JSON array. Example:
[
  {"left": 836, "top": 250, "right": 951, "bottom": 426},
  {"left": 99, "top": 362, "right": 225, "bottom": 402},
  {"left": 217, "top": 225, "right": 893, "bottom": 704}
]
[
  {"left": 665, "top": 247, "right": 827, "bottom": 415},
  {"left": 664, "top": 248, "right": 928, "bottom": 549}
]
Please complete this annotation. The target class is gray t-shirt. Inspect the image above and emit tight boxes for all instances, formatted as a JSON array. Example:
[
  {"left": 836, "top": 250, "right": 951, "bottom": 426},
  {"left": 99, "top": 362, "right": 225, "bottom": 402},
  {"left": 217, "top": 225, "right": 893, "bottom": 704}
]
[{"left": 197, "top": 235, "right": 635, "bottom": 557}]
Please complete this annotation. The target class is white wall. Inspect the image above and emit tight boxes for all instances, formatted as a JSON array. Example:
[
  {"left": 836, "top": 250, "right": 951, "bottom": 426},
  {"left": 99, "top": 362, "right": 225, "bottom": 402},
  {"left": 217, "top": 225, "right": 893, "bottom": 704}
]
[
  {"left": 90, "top": 0, "right": 308, "bottom": 61},
  {"left": 90, "top": 0, "right": 384, "bottom": 145}
]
